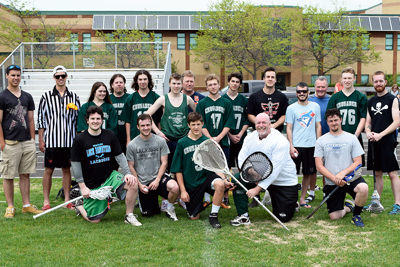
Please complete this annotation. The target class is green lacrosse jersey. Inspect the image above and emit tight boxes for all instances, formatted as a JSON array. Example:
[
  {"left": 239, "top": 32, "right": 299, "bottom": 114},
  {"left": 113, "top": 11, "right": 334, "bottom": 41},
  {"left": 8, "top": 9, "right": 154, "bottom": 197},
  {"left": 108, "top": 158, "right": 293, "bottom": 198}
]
[
  {"left": 196, "top": 96, "right": 235, "bottom": 147},
  {"left": 110, "top": 93, "right": 130, "bottom": 141},
  {"left": 170, "top": 135, "right": 210, "bottom": 190},
  {"left": 222, "top": 93, "right": 250, "bottom": 144},
  {"left": 160, "top": 94, "right": 189, "bottom": 139},
  {"left": 326, "top": 90, "right": 367, "bottom": 134},
  {"left": 121, "top": 91, "right": 161, "bottom": 139},
  {"left": 77, "top": 101, "right": 117, "bottom": 133}
]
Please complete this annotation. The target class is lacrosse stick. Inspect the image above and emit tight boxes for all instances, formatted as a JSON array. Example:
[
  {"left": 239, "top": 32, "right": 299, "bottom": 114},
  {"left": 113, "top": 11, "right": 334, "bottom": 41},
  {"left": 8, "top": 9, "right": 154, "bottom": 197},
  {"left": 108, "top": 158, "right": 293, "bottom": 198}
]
[
  {"left": 305, "top": 164, "right": 362, "bottom": 219},
  {"left": 33, "top": 186, "right": 114, "bottom": 219},
  {"left": 366, "top": 142, "right": 384, "bottom": 213},
  {"left": 193, "top": 139, "right": 290, "bottom": 231}
]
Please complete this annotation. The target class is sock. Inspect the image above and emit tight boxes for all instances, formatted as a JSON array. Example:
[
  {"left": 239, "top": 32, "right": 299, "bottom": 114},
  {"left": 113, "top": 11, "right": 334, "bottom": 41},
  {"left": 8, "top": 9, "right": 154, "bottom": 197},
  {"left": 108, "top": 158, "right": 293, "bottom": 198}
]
[
  {"left": 309, "top": 190, "right": 315, "bottom": 196},
  {"left": 241, "top": 212, "right": 249, "bottom": 217},
  {"left": 167, "top": 202, "right": 174, "bottom": 210},
  {"left": 211, "top": 204, "right": 220, "bottom": 214},
  {"left": 23, "top": 204, "right": 30, "bottom": 208},
  {"left": 127, "top": 212, "right": 133, "bottom": 216},
  {"left": 204, "top": 192, "right": 211, "bottom": 202},
  {"left": 162, "top": 199, "right": 168, "bottom": 205},
  {"left": 354, "top": 205, "right": 363, "bottom": 216}
]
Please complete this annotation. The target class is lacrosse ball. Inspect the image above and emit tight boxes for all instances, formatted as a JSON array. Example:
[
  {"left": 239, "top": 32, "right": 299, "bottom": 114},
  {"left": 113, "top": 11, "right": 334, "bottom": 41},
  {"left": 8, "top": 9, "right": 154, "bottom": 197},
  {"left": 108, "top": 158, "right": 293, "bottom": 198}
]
[
  {"left": 144, "top": 188, "right": 148, "bottom": 192},
  {"left": 294, "top": 152, "right": 298, "bottom": 158}
]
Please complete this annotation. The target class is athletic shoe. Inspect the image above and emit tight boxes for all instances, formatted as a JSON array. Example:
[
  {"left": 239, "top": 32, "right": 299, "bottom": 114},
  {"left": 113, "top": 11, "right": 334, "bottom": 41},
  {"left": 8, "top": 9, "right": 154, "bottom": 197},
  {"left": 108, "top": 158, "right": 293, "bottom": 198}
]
[
  {"left": 4, "top": 206, "right": 15, "bottom": 218},
  {"left": 295, "top": 202, "right": 300, "bottom": 213},
  {"left": 166, "top": 206, "right": 178, "bottom": 221},
  {"left": 160, "top": 200, "right": 168, "bottom": 212},
  {"left": 178, "top": 198, "right": 187, "bottom": 210},
  {"left": 203, "top": 201, "right": 211, "bottom": 208},
  {"left": 363, "top": 201, "right": 372, "bottom": 210},
  {"left": 388, "top": 204, "right": 400, "bottom": 215},
  {"left": 351, "top": 215, "right": 365, "bottom": 227},
  {"left": 22, "top": 204, "right": 42, "bottom": 214},
  {"left": 125, "top": 214, "right": 142, "bottom": 226},
  {"left": 248, "top": 196, "right": 260, "bottom": 208},
  {"left": 345, "top": 199, "right": 355, "bottom": 213},
  {"left": 208, "top": 213, "right": 221, "bottom": 229},
  {"left": 230, "top": 215, "right": 251, "bottom": 226},
  {"left": 220, "top": 202, "right": 231, "bottom": 209}
]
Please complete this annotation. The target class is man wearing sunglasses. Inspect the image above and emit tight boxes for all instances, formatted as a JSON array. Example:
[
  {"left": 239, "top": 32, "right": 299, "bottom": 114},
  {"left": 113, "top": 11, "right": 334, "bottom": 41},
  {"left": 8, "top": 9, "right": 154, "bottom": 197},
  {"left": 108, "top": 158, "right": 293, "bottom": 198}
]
[
  {"left": 37, "top": 65, "right": 81, "bottom": 211},
  {"left": 285, "top": 82, "right": 321, "bottom": 209}
]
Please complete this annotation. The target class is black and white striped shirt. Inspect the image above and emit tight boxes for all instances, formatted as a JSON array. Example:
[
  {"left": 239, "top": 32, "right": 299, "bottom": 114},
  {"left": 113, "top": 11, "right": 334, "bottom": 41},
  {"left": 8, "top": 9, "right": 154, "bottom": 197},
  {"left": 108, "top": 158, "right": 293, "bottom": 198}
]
[{"left": 37, "top": 87, "right": 81, "bottom": 148}]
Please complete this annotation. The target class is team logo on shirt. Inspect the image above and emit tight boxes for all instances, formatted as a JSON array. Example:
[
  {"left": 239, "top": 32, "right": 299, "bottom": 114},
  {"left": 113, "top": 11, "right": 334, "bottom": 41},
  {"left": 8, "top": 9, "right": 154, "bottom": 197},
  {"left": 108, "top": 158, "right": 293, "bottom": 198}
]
[
  {"left": 371, "top": 102, "right": 388, "bottom": 115},
  {"left": 7, "top": 99, "right": 28, "bottom": 130},
  {"left": 296, "top": 110, "right": 316, "bottom": 127},
  {"left": 261, "top": 101, "right": 279, "bottom": 118}
]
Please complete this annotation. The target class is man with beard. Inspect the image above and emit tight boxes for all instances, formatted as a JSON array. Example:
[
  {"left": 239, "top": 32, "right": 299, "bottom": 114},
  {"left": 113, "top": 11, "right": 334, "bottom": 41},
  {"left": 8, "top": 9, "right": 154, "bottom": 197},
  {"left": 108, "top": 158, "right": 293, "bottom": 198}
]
[
  {"left": 365, "top": 71, "right": 400, "bottom": 215},
  {"left": 285, "top": 82, "right": 321, "bottom": 208}
]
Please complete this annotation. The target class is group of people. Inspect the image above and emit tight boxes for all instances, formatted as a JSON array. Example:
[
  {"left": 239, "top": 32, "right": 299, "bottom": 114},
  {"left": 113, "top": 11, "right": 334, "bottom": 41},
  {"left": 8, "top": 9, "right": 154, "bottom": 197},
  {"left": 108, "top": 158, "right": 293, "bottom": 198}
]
[{"left": 1, "top": 64, "right": 399, "bottom": 229}]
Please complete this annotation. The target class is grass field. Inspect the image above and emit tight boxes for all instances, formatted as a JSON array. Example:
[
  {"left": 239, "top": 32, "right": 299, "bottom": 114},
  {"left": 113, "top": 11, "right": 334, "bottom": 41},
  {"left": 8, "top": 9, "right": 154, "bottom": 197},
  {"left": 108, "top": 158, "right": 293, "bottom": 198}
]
[{"left": 0, "top": 176, "right": 399, "bottom": 266}]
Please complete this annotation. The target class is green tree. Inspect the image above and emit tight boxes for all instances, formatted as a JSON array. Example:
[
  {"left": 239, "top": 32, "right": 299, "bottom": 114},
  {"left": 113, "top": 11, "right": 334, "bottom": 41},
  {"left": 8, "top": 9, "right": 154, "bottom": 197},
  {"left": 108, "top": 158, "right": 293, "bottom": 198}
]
[
  {"left": 191, "top": 0, "right": 293, "bottom": 80},
  {"left": 290, "top": 6, "right": 381, "bottom": 76}
]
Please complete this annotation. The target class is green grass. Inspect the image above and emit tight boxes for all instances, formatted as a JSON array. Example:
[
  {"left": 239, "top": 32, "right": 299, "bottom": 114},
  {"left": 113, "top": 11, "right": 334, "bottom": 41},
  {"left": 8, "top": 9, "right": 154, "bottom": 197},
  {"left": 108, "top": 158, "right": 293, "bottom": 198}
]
[{"left": 0, "top": 176, "right": 399, "bottom": 266}]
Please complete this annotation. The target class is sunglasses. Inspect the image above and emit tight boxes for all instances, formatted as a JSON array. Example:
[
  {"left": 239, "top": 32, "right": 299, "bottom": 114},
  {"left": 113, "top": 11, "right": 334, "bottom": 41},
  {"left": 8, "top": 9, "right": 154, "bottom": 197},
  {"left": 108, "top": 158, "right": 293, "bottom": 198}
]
[
  {"left": 7, "top": 65, "right": 21, "bottom": 71},
  {"left": 54, "top": 74, "right": 67, "bottom": 79},
  {"left": 296, "top": 90, "right": 308, "bottom": 94}
]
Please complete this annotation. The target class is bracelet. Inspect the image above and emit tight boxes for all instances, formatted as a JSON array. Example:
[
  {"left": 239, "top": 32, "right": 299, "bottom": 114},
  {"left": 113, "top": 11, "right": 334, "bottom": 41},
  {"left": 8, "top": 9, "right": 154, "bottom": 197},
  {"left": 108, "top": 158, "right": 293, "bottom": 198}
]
[
  {"left": 157, "top": 131, "right": 161, "bottom": 135},
  {"left": 354, "top": 133, "right": 359, "bottom": 138}
]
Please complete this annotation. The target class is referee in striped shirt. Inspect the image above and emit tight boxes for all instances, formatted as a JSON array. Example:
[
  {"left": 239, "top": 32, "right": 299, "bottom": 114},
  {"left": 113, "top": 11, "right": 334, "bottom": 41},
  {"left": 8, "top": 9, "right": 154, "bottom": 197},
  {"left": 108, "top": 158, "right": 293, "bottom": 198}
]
[{"left": 37, "top": 65, "right": 81, "bottom": 211}]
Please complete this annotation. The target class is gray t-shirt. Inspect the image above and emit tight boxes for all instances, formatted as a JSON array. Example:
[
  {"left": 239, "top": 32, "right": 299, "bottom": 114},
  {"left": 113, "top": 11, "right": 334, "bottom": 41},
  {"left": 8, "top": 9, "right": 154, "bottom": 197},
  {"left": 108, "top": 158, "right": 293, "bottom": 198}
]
[
  {"left": 314, "top": 131, "right": 364, "bottom": 185},
  {"left": 126, "top": 134, "right": 170, "bottom": 185}
]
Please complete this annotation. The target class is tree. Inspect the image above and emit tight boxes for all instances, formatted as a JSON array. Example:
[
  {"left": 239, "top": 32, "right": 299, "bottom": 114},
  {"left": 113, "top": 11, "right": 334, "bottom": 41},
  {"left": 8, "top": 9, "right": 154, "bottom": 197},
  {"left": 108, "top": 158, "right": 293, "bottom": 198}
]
[
  {"left": 290, "top": 6, "right": 381, "bottom": 76},
  {"left": 191, "top": 0, "right": 293, "bottom": 80}
]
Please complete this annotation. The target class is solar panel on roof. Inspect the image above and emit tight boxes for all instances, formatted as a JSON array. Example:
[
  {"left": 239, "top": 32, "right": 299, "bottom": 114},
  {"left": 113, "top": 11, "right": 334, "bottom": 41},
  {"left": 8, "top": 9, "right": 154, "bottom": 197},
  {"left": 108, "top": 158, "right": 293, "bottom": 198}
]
[
  {"left": 380, "top": 17, "right": 391, "bottom": 31},
  {"left": 370, "top": 17, "right": 381, "bottom": 31},
  {"left": 137, "top": 16, "right": 146, "bottom": 29},
  {"left": 104, "top": 16, "right": 115, "bottom": 30},
  {"left": 180, "top": 16, "right": 190, "bottom": 29},
  {"left": 148, "top": 16, "right": 157, "bottom": 30},
  {"left": 169, "top": 16, "right": 179, "bottom": 29},
  {"left": 359, "top": 17, "right": 371, "bottom": 31},
  {"left": 115, "top": 16, "right": 125, "bottom": 29},
  {"left": 126, "top": 16, "right": 136, "bottom": 29},
  {"left": 93, "top": 16, "right": 104, "bottom": 30},
  {"left": 158, "top": 16, "right": 169, "bottom": 29},
  {"left": 390, "top": 17, "right": 400, "bottom": 31},
  {"left": 190, "top": 16, "right": 200, "bottom": 30}
]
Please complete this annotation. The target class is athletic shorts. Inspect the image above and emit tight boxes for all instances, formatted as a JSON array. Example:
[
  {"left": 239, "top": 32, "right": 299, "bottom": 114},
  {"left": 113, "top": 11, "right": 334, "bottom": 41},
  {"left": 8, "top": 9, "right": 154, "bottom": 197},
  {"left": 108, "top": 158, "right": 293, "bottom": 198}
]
[
  {"left": 228, "top": 142, "right": 242, "bottom": 168},
  {"left": 268, "top": 184, "right": 298, "bottom": 223},
  {"left": 323, "top": 177, "right": 366, "bottom": 214},
  {"left": 44, "top": 147, "right": 71, "bottom": 168},
  {"left": 138, "top": 173, "right": 173, "bottom": 217},
  {"left": 83, "top": 171, "right": 127, "bottom": 221},
  {"left": 0, "top": 139, "right": 36, "bottom": 179},
  {"left": 293, "top": 147, "right": 316, "bottom": 175},
  {"left": 367, "top": 142, "right": 399, "bottom": 173},
  {"left": 358, "top": 136, "right": 365, "bottom": 167},
  {"left": 185, "top": 172, "right": 222, "bottom": 218}
]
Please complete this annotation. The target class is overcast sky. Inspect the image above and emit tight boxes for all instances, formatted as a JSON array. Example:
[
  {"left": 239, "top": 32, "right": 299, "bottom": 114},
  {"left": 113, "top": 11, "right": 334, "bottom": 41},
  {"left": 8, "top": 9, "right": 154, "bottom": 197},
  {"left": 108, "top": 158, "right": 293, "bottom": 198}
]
[{"left": 24, "top": 0, "right": 380, "bottom": 12}]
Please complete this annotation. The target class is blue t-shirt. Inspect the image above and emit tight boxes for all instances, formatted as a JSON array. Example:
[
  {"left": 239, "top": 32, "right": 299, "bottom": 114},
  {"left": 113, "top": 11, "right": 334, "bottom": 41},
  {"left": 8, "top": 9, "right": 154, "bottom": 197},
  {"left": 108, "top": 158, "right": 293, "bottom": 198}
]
[
  {"left": 285, "top": 101, "right": 321, "bottom": 148},
  {"left": 188, "top": 91, "right": 205, "bottom": 112},
  {"left": 309, "top": 94, "right": 330, "bottom": 135}
]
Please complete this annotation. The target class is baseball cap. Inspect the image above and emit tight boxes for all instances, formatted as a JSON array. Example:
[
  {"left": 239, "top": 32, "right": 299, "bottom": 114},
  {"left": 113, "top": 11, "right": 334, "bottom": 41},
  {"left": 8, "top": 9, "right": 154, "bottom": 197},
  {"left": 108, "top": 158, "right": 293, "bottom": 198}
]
[{"left": 53, "top": 65, "right": 67, "bottom": 75}]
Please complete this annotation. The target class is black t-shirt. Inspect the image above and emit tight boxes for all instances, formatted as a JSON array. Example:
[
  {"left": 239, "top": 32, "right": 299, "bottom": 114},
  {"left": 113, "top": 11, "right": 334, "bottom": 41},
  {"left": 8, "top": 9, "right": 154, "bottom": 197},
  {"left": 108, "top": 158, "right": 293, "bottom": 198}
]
[
  {"left": 246, "top": 89, "right": 289, "bottom": 132},
  {"left": 71, "top": 129, "right": 123, "bottom": 189},
  {"left": 0, "top": 89, "right": 35, "bottom": 141}
]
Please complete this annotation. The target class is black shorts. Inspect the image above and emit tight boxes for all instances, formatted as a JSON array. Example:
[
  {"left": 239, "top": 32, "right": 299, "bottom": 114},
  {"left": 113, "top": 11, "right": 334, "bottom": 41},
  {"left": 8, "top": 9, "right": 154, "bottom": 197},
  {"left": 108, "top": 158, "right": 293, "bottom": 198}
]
[
  {"left": 185, "top": 173, "right": 222, "bottom": 218},
  {"left": 228, "top": 142, "right": 242, "bottom": 168},
  {"left": 293, "top": 147, "right": 316, "bottom": 175},
  {"left": 323, "top": 177, "right": 366, "bottom": 214},
  {"left": 44, "top": 148, "right": 71, "bottom": 168},
  {"left": 138, "top": 173, "right": 172, "bottom": 217},
  {"left": 367, "top": 142, "right": 399, "bottom": 173},
  {"left": 268, "top": 184, "right": 298, "bottom": 223},
  {"left": 118, "top": 139, "right": 127, "bottom": 155},
  {"left": 166, "top": 138, "right": 178, "bottom": 173},
  {"left": 357, "top": 136, "right": 365, "bottom": 167}
]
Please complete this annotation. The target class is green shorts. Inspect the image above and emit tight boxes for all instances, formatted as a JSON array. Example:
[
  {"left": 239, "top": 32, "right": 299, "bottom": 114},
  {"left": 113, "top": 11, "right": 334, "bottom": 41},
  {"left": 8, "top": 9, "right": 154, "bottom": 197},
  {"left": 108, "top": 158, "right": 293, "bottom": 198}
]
[{"left": 83, "top": 171, "right": 127, "bottom": 221}]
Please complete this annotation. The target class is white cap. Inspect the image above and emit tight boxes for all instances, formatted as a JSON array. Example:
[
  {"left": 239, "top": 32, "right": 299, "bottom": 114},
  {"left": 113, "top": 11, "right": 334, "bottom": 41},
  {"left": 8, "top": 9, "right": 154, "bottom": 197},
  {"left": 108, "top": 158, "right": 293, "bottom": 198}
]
[{"left": 53, "top": 65, "right": 67, "bottom": 75}]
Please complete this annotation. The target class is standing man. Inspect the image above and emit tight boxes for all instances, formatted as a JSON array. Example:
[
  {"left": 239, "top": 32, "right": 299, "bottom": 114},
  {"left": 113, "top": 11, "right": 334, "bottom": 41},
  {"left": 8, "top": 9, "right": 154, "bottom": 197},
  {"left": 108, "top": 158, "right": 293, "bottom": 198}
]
[
  {"left": 72, "top": 106, "right": 140, "bottom": 225},
  {"left": 126, "top": 114, "right": 180, "bottom": 221},
  {"left": 182, "top": 70, "right": 204, "bottom": 112},
  {"left": 365, "top": 71, "right": 400, "bottom": 214},
  {"left": 109, "top": 73, "right": 130, "bottom": 154},
  {"left": 315, "top": 108, "right": 368, "bottom": 227},
  {"left": 286, "top": 82, "right": 321, "bottom": 208},
  {"left": 327, "top": 67, "right": 367, "bottom": 166},
  {"left": 0, "top": 65, "right": 42, "bottom": 217},
  {"left": 309, "top": 76, "right": 330, "bottom": 136},
  {"left": 37, "top": 65, "right": 81, "bottom": 211}
]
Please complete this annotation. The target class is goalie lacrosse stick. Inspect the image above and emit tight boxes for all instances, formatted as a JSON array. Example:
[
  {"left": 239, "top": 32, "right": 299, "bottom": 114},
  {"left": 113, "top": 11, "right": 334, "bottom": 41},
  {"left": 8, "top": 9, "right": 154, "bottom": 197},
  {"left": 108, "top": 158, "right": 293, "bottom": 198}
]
[
  {"left": 305, "top": 164, "right": 362, "bottom": 219},
  {"left": 193, "top": 139, "right": 290, "bottom": 231},
  {"left": 366, "top": 142, "right": 384, "bottom": 213},
  {"left": 33, "top": 186, "right": 114, "bottom": 219}
]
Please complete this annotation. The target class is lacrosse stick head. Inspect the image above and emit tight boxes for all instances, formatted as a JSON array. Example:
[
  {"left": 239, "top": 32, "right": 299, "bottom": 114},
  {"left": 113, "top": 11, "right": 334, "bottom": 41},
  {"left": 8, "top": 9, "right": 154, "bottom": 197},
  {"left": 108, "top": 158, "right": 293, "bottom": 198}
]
[
  {"left": 367, "top": 190, "right": 384, "bottom": 213},
  {"left": 90, "top": 186, "right": 114, "bottom": 200},
  {"left": 70, "top": 184, "right": 81, "bottom": 203},
  {"left": 240, "top": 152, "right": 273, "bottom": 183},
  {"left": 343, "top": 164, "right": 362, "bottom": 184},
  {"left": 193, "top": 139, "right": 227, "bottom": 173}
]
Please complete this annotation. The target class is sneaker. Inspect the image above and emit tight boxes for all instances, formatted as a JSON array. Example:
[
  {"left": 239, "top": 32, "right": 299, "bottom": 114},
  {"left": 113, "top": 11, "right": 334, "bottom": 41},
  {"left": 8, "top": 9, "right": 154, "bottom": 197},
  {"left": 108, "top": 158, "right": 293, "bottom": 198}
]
[
  {"left": 363, "top": 201, "right": 372, "bottom": 210},
  {"left": 160, "top": 200, "right": 168, "bottom": 212},
  {"left": 178, "top": 198, "right": 187, "bottom": 210},
  {"left": 295, "top": 202, "right": 300, "bottom": 213},
  {"left": 248, "top": 196, "right": 260, "bottom": 208},
  {"left": 22, "top": 204, "right": 42, "bottom": 214},
  {"left": 203, "top": 201, "right": 211, "bottom": 208},
  {"left": 230, "top": 215, "right": 251, "bottom": 226},
  {"left": 166, "top": 206, "right": 178, "bottom": 221},
  {"left": 345, "top": 199, "right": 355, "bottom": 213},
  {"left": 4, "top": 206, "right": 15, "bottom": 218},
  {"left": 125, "top": 213, "right": 142, "bottom": 226},
  {"left": 388, "top": 204, "right": 400, "bottom": 215},
  {"left": 220, "top": 202, "right": 231, "bottom": 209},
  {"left": 208, "top": 213, "right": 221, "bottom": 229},
  {"left": 351, "top": 215, "right": 365, "bottom": 227}
]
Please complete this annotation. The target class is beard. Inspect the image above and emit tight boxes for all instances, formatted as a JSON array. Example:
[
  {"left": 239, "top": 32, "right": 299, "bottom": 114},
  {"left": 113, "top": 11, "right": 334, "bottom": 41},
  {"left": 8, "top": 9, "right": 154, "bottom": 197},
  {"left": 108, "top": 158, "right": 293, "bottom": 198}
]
[{"left": 374, "top": 86, "right": 385, "bottom": 92}]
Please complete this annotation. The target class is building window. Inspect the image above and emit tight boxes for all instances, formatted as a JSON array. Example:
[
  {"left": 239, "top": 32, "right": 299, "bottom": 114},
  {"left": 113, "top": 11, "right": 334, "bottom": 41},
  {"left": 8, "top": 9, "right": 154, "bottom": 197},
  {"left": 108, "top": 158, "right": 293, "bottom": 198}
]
[
  {"left": 154, "top": 33, "right": 162, "bottom": 50},
  {"left": 311, "top": 75, "right": 331, "bottom": 85},
  {"left": 386, "top": 34, "right": 393, "bottom": 50},
  {"left": 70, "top": 33, "right": 78, "bottom": 50},
  {"left": 190, "top": 33, "right": 197, "bottom": 50},
  {"left": 83, "top": 33, "right": 91, "bottom": 50},
  {"left": 177, "top": 33, "right": 185, "bottom": 50},
  {"left": 362, "top": 34, "right": 370, "bottom": 50}
]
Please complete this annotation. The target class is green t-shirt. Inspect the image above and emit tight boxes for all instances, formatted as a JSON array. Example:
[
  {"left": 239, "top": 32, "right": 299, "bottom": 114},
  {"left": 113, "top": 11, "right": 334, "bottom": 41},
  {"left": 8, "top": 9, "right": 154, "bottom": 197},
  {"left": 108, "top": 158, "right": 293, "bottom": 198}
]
[
  {"left": 196, "top": 96, "right": 235, "bottom": 147},
  {"left": 77, "top": 101, "right": 117, "bottom": 133},
  {"left": 110, "top": 93, "right": 130, "bottom": 141},
  {"left": 222, "top": 93, "right": 250, "bottom": 144},
  {"left": 121, "top": 91, "right": 161, "bottom": 139},
  {"left": 326, "top": 90, "right": 367, "bottom": 134},
  {"left": 170, "top": 135, "right": 210, "bottom": 190},
  {"left": 160, "top": 94, "right": 189, "bottom": 139}
]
